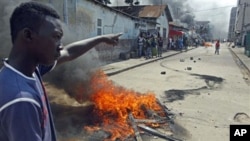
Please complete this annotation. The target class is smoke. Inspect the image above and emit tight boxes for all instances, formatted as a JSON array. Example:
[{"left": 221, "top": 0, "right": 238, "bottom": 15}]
[
  {"left": 109, "top": 0, "right": 195, "bottom": 28},
  {"left": 191, "top": 0, "right": 236, "bottom": 39},
  {"left": 45, "top": 15, "right": 104, "bottom": 103},
  {"left": 0, "top": 0, "right": 29, "bottom": 61}
]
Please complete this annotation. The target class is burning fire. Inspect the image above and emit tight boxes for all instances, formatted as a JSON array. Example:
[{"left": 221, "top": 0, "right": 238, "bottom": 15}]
[{"left": 84, "top": 70, "right": 166, "bottom": 140}]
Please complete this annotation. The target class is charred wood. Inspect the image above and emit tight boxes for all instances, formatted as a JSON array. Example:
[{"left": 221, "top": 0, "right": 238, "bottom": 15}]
[
  {"left": 128, "top": 113, "right": 143, "bottom": 141},
  {"left": 137, "top": 124, "right": 182, "bottom": 141},
  {"left": 156, "top": 99, "right": 175, "bottom": 122},
  {"left": 134, "top": 119, "right": 168, "bottom": 124},
  {"left": 140, "top": 104, "right": 166, "bottom": 120}
]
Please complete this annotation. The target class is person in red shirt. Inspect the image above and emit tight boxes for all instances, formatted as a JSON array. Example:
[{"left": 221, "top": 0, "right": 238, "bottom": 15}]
[{"left": 215, "top": 40, "right": 220, "bottom": 55}]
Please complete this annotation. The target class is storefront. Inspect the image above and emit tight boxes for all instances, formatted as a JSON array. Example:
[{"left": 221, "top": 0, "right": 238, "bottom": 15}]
[{"left": 169, "top": 29, "right": 183, "bottom": 39}]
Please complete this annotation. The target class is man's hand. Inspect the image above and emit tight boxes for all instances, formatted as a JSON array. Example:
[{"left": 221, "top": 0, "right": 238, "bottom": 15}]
[{"left": 102, "top": 33, "right": 123, "bottom": 45}]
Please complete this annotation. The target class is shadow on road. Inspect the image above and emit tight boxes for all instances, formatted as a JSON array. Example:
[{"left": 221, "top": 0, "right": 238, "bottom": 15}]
[{"left": 164, "top": 74, "right": 225, "bottom": 102}]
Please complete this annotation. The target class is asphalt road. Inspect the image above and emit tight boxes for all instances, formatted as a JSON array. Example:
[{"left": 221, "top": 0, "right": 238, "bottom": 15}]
[{"left": 108, "top": 45, "right": 250, "bottom": 141}]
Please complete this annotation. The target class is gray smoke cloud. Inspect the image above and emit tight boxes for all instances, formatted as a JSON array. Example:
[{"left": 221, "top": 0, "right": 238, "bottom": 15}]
[
  {"left": 191, "top": 1, "right": 235, "bottom": 39},
  {"left": 44, "top": 13, "right": 104, "bottom": 103}
]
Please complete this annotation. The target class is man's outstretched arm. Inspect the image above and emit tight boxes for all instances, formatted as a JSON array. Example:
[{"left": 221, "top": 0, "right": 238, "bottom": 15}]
[{"left": 57, "top": 33, "right": 122, "bottom": 65}]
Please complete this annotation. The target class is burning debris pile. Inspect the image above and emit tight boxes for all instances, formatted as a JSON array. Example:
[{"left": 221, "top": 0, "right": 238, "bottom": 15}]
[{"left": 83, "top": 70, "right": 180, "bottom": 141}]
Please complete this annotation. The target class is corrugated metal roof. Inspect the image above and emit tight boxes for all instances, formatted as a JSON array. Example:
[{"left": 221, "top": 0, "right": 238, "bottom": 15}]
[
  {"left": 138, "top": 5, "right": 166, "bottom": 18},
  {"left": 113, "top": 5, "right": 173, "bottom": 22}
]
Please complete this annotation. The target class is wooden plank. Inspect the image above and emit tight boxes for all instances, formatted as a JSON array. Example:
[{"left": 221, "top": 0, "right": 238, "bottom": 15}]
[
  {"left": 138, "top": 124, "right": 182, "bottom": 141},
  {"left": 128, "top": 113, "right": 143, "bottom": 141}
]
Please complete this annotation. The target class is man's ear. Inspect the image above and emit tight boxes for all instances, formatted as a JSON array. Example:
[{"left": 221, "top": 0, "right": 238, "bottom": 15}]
[{"left": 22, "top": 28, "right": 34, "bottom": 42}]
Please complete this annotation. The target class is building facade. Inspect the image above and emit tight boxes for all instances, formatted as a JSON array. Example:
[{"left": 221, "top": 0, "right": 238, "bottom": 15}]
[
  {"left": 228, "top": 7, "right": 237, "bottom": 42},
  {"left": 235, "top": 0, "right": 250, "bottom": 46}
]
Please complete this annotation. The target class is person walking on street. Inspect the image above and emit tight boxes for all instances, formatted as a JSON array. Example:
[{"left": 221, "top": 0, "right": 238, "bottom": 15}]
[
  {"left": 215, "top": 40, "right": 220, "bottom": 55},
  {"left": 0, "top": 2, "right": 122, "bottom": 141}
]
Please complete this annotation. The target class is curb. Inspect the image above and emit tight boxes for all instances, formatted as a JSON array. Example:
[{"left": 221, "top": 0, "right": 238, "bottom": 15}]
[{"left": 106, "top": 48, "right": 196, "bottom": 76}]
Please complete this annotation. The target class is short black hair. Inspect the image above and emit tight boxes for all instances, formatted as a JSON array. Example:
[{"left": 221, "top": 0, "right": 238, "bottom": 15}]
[{"left": 10, "top": 1, "right": 60, "bottom": 43}]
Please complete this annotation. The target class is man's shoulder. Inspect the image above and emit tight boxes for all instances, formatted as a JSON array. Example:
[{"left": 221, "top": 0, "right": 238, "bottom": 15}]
[{"left": 0, "top": 66, "right": 39, "bottom": 104}]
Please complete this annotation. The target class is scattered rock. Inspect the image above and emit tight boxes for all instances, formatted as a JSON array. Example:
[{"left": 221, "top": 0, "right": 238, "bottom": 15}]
[
  {"left": 161, "top": 71, "right": 166, "bottom": 75},
  {"left": 187, "top": 67, "right": 192, "bottom": 70}
]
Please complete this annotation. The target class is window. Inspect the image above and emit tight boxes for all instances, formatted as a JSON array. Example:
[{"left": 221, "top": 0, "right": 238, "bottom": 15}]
[
  {"left": 97, "top": 18, "right": 102, "bottom": 35},
  {"left": 157, "top": 27, "right": 160, "bottom": 32},
  {"left": 97, "top": 28, "right": 102, "bottom": 35},
  {"left": 97, "top": 19, "right": 102, "bottom": 27}
]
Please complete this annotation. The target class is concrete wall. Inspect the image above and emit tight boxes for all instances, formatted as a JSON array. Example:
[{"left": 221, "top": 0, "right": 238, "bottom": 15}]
[
  {"left": 156, "top": 11, "right": 169, "bottom": 38},
  {"left": 156, "top": 10, "right": 170, "bottom": 46}
]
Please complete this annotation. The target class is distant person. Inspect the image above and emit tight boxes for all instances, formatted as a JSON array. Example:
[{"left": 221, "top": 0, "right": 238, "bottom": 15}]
[
  {"left": 145, "top": 36, "right": 152, "bottom": 59},
  {"left": 183, "top": 35, "right": 188, "bottom": 51},
  {"left": 137, "top": 34, "right": 144, "bottom": 58},
  {"left": 178, "top": 37, "right": 183, "bottom": 51},
  {"left": 167, "top": 37, "right": 172, "bottom": 50},
  {"left": 0, "top": 1, "right": 122, "bottom": 141},
  {"left": 215, "top": 40, "right": 220, "bottom": 55},
  {"left": 151, "top": 36, "right": 158, "bottom": 58},
  {"left": 157, "top": 37, "right": 163, "bottom": 57},
  {"left": 195, "top": 38, "right": 198, "bottom": 47}
]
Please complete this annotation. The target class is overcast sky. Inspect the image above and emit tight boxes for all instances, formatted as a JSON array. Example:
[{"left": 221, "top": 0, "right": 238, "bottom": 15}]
[{"left": 189, "top": 0, "right": 237, "bottom": 20}]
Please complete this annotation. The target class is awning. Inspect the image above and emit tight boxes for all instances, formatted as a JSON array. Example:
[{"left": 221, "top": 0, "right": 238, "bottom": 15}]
[{"left": 169, "top": 29, "right": 183, "bottom": 38}]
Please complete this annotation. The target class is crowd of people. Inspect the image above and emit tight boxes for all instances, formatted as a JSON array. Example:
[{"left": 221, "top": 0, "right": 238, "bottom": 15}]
[
  {"left": 136, "top": 33, "right": 190, "bottom": 59},
  {"left": 137, "top": 32, "right": 164, "bottom": 59},
  {"left": 167, "top": 35, "right": 189, "bottom": 51},
  {"left": 135, "top": 32, "right": 223, "bottom": 59}
]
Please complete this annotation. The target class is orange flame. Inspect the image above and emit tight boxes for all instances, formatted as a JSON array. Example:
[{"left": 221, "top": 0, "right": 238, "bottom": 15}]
[{"left": 84, "top": 70, "right": 165, "bottom": 140}]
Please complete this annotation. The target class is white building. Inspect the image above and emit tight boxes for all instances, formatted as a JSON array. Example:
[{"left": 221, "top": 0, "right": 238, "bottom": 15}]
[{"left": 36, "top": 0, "right": 173, "bottom": 60}]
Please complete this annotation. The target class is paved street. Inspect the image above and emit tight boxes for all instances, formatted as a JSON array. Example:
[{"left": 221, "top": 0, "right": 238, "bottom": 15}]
[
  {"left": 103, "top": 43, "right": 250, "bottom": 141},
  {"left": 103, "top": 44, "right": 250, "bottom": 79}
]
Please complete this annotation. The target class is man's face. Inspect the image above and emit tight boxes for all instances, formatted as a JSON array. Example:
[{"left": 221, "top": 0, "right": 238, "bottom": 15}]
[{"left": 32, "top": 16, "right": 63, "bottom": 65}]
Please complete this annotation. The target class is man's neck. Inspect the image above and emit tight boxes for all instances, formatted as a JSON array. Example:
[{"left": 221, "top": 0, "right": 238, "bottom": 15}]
[{"left": 8, "top": 49, "right": 37, "bottom": 77}]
